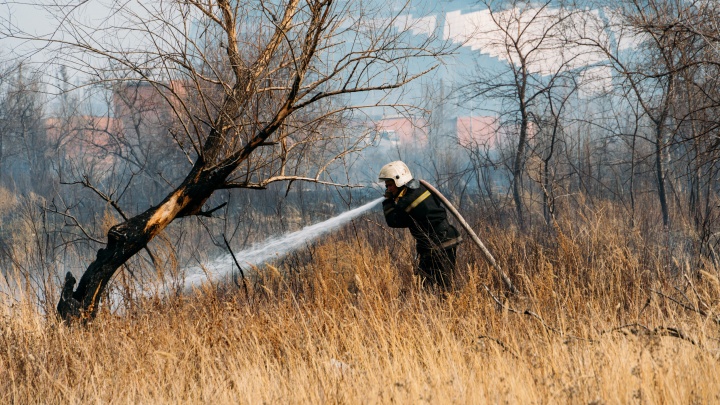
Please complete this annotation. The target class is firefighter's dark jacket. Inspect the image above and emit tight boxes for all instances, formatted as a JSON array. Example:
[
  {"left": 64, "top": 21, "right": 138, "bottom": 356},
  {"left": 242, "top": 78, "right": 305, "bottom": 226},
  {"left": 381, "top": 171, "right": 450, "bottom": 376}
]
[{"left": 382, "top": 179, "right": 462, "bottom": 250}]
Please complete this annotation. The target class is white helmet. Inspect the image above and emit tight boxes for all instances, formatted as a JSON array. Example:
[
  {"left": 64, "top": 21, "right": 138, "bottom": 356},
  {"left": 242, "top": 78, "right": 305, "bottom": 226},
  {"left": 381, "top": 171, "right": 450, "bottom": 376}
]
[{"left": 378, "top": 160, "right": 413, "bottom": 187}]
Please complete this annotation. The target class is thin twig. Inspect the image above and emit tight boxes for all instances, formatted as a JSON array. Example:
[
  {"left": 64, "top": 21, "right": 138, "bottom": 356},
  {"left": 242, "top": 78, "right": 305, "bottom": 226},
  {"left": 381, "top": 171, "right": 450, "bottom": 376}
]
[
  {"left": 195, "top": 202, "right": 227, "bottom": 218},
  {"left": 483, "top": 285, "right": 592, "bottom": 342},
  {"left": 601, "top": 323, "right": 697, "bottom": 346},
  {"left": 684, "top": 273, "right": 710, "bottom": 313},
  {"left": 652, "top": 289, "right": 720, "bottom": 325},
  {"left": 223, "top": 234, "right": 250, "bottom": 301},
  {"left": 654, "top": 289, "right": 700, "bottom": 313},
  {"left": 674, "top": 285, "right": 694, "bottom": 309},
  {"left": 44, "top": 204, "right": 103, "bottom": 244},
  {"left": 63, "top": 175, "right": 129, "bottom": 220},
  {"left": 477, "top": 335, "right": 519, "bottom": 359}
]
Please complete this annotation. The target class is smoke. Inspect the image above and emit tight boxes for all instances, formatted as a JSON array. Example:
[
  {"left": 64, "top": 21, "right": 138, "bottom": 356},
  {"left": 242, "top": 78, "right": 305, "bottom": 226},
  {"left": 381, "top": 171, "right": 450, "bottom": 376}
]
[{"left": 183, "top": 197, "right": 384, "bottom": 289}]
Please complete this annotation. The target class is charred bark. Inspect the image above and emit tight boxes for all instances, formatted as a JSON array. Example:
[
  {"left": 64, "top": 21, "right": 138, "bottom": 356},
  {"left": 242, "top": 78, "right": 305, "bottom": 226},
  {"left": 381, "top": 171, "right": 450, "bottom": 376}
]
[{"left": 57, "top": 168, "right": 222, "bottom": 321}]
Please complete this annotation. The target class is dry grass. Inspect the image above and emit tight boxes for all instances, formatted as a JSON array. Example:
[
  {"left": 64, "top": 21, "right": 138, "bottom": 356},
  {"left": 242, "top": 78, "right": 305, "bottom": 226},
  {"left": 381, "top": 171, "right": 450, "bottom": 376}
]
[{"left": 1, "top": 202, "right": 720, "bottom": 404}]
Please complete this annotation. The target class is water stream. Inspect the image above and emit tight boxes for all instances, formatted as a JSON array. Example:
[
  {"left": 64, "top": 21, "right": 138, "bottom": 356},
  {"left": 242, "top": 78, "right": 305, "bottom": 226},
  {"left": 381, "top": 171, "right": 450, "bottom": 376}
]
[{"left": 182, "top": 197, "right": 384, "bottom": 289}]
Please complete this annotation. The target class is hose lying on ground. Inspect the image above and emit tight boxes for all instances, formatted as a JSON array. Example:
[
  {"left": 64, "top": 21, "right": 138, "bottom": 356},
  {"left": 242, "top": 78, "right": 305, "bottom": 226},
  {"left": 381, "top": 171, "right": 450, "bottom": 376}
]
[{"left": 419, "top": 179, "right": 519, "bottom": 294}]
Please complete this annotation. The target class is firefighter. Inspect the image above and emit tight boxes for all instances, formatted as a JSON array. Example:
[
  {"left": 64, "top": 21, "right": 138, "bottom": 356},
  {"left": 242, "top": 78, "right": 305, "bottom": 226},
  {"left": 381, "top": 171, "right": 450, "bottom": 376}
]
[{"left": 379, "top": 161, "right": 462, "bottom": 289}]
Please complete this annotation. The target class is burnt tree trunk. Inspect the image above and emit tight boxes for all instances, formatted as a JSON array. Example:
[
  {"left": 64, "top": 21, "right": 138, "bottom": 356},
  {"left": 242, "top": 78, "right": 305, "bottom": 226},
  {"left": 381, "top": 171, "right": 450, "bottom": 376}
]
[{"left": 57, "top": 164, "right": 225, "bottom": 321}]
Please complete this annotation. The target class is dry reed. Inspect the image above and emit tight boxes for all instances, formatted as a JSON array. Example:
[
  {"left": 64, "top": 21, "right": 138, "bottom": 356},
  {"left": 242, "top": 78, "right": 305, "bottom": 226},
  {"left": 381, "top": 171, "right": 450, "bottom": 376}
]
[{"left": 1, "top": 201, "right": 719, "bottom": 404}]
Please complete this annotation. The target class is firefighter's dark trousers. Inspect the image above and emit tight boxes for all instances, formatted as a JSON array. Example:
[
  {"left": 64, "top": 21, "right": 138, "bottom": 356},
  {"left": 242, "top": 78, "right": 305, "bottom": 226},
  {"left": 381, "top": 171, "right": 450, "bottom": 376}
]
[{"left": 416, "top": 244, "right": 457, "bottom": 289}]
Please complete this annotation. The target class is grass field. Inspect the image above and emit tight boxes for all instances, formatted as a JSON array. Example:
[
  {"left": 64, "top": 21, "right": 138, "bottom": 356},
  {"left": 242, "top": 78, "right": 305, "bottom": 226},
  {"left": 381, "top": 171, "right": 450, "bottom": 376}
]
[{"left": 1, "top": 200, "right": 719, "bottom": 404}]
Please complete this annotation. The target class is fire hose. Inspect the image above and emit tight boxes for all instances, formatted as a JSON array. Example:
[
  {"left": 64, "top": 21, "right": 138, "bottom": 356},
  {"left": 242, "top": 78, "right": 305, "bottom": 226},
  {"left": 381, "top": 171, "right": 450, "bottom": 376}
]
[{"left": 419, "top": 179, "right": 519, "bottom": 294}]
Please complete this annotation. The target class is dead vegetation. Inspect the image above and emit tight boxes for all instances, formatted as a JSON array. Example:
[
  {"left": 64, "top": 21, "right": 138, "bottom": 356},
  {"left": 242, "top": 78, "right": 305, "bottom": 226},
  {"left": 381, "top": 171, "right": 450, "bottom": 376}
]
[{"left": 1, "top": 196, "right": 719, "bottom": 403}]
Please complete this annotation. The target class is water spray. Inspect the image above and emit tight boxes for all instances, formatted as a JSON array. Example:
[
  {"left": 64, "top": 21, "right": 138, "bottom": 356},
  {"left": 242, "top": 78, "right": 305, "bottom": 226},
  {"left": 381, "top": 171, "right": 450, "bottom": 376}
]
[
  {"left": 419, "top": 180, "right": 519, "bottom": 294},
  {"left": 183, "top": 197, "right": 384, "bottom": 289}
]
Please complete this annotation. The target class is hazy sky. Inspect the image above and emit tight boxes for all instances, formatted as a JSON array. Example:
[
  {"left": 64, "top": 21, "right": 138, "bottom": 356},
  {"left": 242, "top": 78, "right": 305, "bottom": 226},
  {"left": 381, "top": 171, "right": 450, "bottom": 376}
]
[
  {"left": 4, "top": 1, "right": 619, "bottom": 69},
  {"left": 1, "top": 0, "right": 630, "bottom": 117}
]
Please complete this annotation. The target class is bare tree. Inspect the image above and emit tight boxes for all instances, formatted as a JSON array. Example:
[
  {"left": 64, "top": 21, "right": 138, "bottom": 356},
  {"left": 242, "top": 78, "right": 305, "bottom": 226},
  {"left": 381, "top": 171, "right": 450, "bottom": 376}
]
[
  {"left": 532, "top": 78, "right": 577, "bottom": 226},
  {"left": 647, "top": 1, "right": 720, "bottom": 259},
  {"left": 4, "top": 0, "right": 445, "bottom": 320},
  {"left": 460, "top": 0, "right": 585, "bottom": 230},
  {"left": 574, "top": 0, "right": 705, "bottom": 228},
  {"left": 0, "top": 63, "right": 49, "bottom": 193}
]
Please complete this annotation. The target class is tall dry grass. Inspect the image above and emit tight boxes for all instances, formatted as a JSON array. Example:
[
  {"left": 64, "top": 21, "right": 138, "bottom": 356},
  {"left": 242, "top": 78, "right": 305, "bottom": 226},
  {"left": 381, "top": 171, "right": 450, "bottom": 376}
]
[{"left": 1, "top": 197, "right": 720, "bottom": 404}]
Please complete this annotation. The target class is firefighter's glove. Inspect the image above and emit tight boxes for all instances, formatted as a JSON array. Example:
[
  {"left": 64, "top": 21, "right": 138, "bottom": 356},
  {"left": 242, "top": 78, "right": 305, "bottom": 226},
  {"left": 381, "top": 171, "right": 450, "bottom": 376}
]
[{"left": 384, "top": 190, "right": 394, "bottom": 199}]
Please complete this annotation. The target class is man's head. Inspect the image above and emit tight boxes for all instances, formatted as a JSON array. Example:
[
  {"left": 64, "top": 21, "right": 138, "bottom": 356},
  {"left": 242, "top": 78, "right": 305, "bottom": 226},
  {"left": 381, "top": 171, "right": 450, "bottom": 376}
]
[
  {"left": 384, "top": 179, "right": 399, "bottom": 197},
  {"left": 378, "top": 160, "right": 412, "bottom": 187}
]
